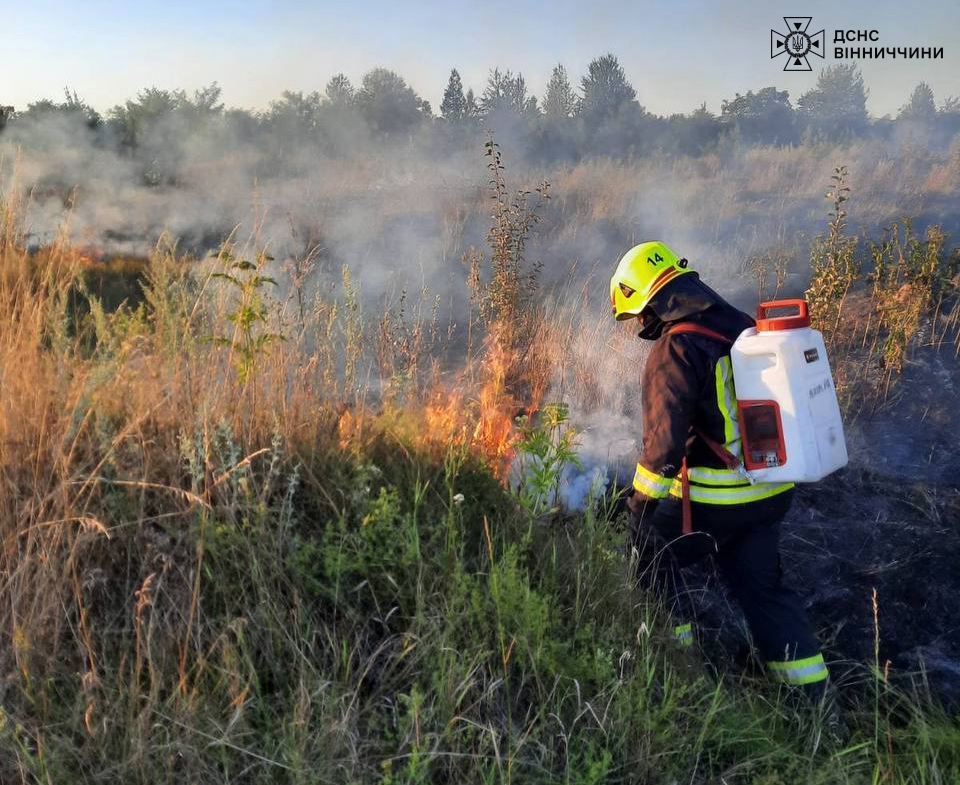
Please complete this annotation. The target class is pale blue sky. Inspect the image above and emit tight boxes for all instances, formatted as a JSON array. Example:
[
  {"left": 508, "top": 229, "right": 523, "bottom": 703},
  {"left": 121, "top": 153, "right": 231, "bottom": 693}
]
[{"left": 5, "top": 0, "right": 958, "bottom": 117}]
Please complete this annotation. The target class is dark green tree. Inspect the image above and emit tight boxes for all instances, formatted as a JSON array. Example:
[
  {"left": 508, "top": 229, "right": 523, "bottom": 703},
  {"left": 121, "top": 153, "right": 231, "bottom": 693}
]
[
  {"left": 223, "top": 107, "right": 260, "bottom": 142},
  {"left": 938, "top": 95, "right": 960, "bottom": 136},
  {"left": 265, "top": 90, "right": 322, "bottom": 134},
  {"left": 325, "top": 74, "right": 355, "bottom": 107},
  {"left": 317, "top": 75, "right": 369, "bottom": 156},
  {"left": 579, "top": 54, "right": 636, "bottom": 124},
  {"left": 172, "top": 83, "right": 224, "bottom": 133},
  {"left": 797, "top": 64, "right": 868, "bottom": 138},
  {"left": 465, "top": 88, "right": 479, "bottom": 119},
  {"left": 440, "top": 69, "right": 467, "bottom": 120},
  {"left": 720, "top": 87, "right": 797, "bottom": 144},
  {"left": 190, "top": 83, "right": 223, "bottom": 115},
  {"left": 109, "top": 85, "right": 226, "bottom": 185},
  {"left": 480, "top": 69, "right": 537, "bottom": 118},
  {"left": 941, "top": 95, "right": 960, "bottom": 114},
  {"left": 109, "top": 87, "right": 187, "bottom": 151},
  {"left": 355, "top": 67, "right": 427, "bottom": 136},
  {"left": 542, "top": 64, "right": 578, "bottom": 119},
  {"left": 898, "top": 82, "right": 936, "bottom": 121},
  {"left": 19, "top": 88, "right": 101, "bottom": 129},
  {"left": 665, "top": 103, "right": 723, "bottom": 155}
]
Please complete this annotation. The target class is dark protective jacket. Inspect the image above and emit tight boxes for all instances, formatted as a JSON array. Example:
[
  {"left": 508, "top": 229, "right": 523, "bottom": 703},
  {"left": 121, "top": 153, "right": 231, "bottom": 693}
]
[{"left": 631, "top": 274, "right": 794, "bottom": 505}]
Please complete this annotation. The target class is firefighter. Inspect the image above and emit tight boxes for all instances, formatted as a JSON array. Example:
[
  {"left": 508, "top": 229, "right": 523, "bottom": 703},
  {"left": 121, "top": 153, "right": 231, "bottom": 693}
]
[{"left": 610, "top": 241, "right": 828, "bottom": 697}]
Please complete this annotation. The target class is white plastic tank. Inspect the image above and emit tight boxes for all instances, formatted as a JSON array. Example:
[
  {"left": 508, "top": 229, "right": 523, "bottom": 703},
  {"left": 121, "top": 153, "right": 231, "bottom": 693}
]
[{"left": 730, "top": 299, "right": 848, "bottom": 483}]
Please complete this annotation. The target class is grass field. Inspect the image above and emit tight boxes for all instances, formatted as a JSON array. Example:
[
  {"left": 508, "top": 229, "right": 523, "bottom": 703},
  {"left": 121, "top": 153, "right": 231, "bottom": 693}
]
[{"left": 1, "top": 140, "right": 959, "bottom": 783}]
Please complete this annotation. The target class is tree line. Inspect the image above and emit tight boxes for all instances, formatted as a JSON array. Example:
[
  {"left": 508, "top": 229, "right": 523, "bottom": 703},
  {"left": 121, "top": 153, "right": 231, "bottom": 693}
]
[{"left": 3, "top": 54, "right": 959, "bottom": 173}]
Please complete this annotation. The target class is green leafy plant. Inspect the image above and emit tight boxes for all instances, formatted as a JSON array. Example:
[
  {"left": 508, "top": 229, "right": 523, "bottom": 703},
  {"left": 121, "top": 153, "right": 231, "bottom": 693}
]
[
  {"left": 869, "top": 221, "right": 955, "bottom": 376},
  {"left": 513, "top": 402, "right": 583, "bottom": 518},
  {"left": 806, "top": 165, "right": 860, "bottom": 345},
  {"left": 210, "top": 248, "right": 284, "bottom": 383},
  {"left": 804, "top": 166, "right": 959, "bottom": 415}
]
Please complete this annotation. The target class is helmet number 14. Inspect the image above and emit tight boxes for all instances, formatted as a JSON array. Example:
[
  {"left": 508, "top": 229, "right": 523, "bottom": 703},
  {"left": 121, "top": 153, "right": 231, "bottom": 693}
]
[{"left": 647, "top": 252, "right": 664, "bottom": 266}]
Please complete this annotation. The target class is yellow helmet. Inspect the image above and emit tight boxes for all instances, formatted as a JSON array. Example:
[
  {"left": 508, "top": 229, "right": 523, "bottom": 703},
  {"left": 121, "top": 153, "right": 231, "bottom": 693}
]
[{"left": 609, "top": 241, "right": 693, "bottom": 321}]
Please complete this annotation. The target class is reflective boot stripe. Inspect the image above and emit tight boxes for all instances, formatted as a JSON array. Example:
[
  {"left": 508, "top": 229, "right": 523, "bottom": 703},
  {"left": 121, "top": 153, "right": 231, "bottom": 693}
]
[
  {"left": 673, "top": 623, "right": 693, "bottom": 648},
  {"left": 767, "top": 653, "right": 829, "bottom": 685}
]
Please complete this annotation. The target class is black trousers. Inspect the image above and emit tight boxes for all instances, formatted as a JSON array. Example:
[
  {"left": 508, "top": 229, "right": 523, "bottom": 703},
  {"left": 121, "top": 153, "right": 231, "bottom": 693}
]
[{"left": 629, "top": 488, "right": 822, "bottom": 665}]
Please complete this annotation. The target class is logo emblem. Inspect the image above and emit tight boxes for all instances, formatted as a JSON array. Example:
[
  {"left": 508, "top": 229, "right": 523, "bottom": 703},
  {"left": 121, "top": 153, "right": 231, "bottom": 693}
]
[{"left": 771, "top": 17, "right": 825, "bottom": 71}]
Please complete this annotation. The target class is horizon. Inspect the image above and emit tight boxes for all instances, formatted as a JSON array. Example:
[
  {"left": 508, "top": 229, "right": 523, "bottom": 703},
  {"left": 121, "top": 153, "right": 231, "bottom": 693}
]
[{"left": 5, "top": 0, "right": 958, "bottom": 119}]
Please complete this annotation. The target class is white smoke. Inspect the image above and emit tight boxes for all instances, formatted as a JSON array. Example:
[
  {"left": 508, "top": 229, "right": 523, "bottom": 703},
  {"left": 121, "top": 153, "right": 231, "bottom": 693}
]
[{"left": 558, "top": 463, "right": 611, "bottom": 511}]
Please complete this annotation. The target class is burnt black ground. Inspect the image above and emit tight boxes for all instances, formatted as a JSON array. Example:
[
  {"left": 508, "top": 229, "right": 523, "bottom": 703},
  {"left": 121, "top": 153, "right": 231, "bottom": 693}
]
[
  {"left": 788, "top": 469, "right": 960, "bottom": 708},
  {"left": 785, "top": 335, "right": 960, "bottom": 709}
]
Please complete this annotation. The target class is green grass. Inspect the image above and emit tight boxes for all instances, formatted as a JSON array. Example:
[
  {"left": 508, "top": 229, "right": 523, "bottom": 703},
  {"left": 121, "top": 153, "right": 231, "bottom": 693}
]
[{"left": 2, "top": 408, "right": 958, "bottom": 784}]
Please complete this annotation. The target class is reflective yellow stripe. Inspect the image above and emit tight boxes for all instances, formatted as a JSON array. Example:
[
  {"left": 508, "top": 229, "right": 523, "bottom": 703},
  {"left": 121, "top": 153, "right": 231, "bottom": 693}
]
[
  {"left": 767, "top": 653, "right": 828, "bottom": 685},
  {"left": 636, "top": 352, "right": 792, "bottom": 508},
  {"left": 668, "top": 479, "right": 794, "bottom": 505},
  {"left": 633, "top": 463, "right": 673, "bottom": 499},
  {"left": 715, "top": 357, "right": 739, "bottom": 448},
  {"left": 686, "top": 466, "right": 752, "bottom": 486}
]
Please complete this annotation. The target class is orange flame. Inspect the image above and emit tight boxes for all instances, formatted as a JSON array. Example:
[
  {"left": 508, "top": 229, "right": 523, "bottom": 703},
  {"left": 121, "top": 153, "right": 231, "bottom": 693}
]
[
  {"left": 337, "top": 322, "right": 545, "bottom": 485},
  {"left": 471, "top": 332, "right": 519, "bottom": 479},
  {"left": 428, "top": 323, "right": 542, "bottom": 481}
]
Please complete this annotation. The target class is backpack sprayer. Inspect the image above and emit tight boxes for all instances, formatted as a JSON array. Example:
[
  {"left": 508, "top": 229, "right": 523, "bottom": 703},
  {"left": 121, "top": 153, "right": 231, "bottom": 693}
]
[
  {"left": 666, "top": 299, "right": 848, "bottom": 535},
  {"left": 730, "top": 299, "right": 847, "bottom": 483},
  {"left": 672, "top": 298, "right": 848, "bottom": 485}
]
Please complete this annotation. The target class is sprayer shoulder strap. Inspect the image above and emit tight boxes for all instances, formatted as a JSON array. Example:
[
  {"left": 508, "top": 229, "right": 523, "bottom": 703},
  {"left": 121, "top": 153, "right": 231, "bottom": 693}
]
[
  {"left": 667, "top": 323, "right": 735, "bottom": 346},
  {"left": 667, "top": 322, "right": 744, "bottom": 477},
  {"left": 693, "top": 428, "right": 742, "bottom": 471},
  {"left": 668, "top": 324, "right": 744, "bottom": 535}
]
